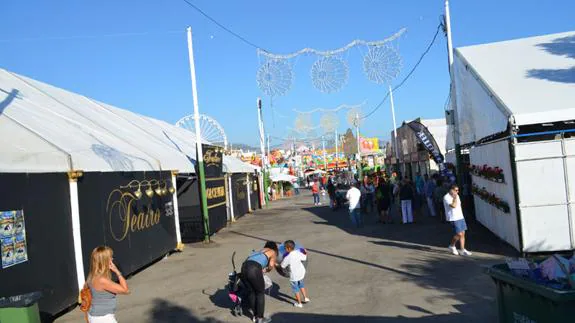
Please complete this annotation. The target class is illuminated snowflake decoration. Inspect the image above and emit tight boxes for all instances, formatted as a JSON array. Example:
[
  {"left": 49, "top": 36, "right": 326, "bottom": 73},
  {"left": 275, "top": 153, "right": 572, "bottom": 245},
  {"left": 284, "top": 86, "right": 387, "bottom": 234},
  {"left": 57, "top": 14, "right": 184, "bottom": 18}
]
[
  {"left": 256, "top": 59, "right": 293, "bottom": 96},
  {"left": 346, "top": 107, "right": 362, "bottom": 127},
  {"left": 320, "top": 112, "right": 339, "bottom": 133},
  {"left": 294, "top": 113, "right": 313, "bottom": 133},
  {"left": 311, "top": 57, "right": 349, "bottom": 93},
  {"left": 363, "top": 46, "right": 402, "bottom": 85}
]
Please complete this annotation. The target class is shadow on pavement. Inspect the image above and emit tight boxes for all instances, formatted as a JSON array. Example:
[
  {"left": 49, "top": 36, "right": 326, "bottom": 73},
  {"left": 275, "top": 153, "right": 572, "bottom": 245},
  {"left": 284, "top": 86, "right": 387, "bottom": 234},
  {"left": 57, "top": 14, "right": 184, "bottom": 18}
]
[
  {"left": 149, "top": 299, "right": 223, "bottom": 323},
  {"left": 302, "top": 202, "right": 518, "bottom": 257},
  {"left": 269, "top": 309, "right": 474, "bottom": 323}
]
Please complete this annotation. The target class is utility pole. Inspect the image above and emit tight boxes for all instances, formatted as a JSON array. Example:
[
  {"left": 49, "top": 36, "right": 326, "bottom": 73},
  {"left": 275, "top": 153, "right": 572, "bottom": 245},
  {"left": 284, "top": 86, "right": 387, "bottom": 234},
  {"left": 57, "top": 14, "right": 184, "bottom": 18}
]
[
  {"left": 322, "top": 135, "right": 327, "bottom": 172},
  {"left": 356, "top": 113, "right": 362, "bottom": 179},
  {"left": 445, "top": 0, "right": 463, "bottom": 186},
  {"left": 186, "top": 27, "right": 210, "bottom": 242},
  {"left": 389, "top": 85, "right": 400, "bottom": 175},
  {"left": 257, "top": 98, "right": 268, "bottom": 205},
  {"left": 335, "top": 129, "right": 339, "bottom": 171}
]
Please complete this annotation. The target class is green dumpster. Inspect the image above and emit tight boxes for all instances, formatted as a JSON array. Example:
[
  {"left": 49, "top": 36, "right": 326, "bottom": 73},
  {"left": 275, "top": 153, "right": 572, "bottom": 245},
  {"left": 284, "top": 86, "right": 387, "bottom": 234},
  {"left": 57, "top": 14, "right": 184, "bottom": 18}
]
[
  {"left": 485, "top": 264, "right": 575, "bottom": 323},
  {"left": 0, "top": 292, "right": 41, "bottom": 323}
]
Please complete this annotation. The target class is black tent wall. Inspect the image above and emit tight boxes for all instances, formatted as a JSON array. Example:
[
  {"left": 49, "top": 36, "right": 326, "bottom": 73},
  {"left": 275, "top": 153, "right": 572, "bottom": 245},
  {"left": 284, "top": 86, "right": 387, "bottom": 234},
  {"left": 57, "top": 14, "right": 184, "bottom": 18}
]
[
  {"left": 0, "top": 173, "right": 77, "bottom": 317},
  {"left": 250, "top": 173, "right": 260, "bottom": 210},
  {"left": 176, "top": 175, "right": 204, "bottom": 243},
  {"left": 232, "top": 173, "right": 249, "bottom": 219},
  {"left": 77, "top": 171, "right": 177, "bottom": 278}
]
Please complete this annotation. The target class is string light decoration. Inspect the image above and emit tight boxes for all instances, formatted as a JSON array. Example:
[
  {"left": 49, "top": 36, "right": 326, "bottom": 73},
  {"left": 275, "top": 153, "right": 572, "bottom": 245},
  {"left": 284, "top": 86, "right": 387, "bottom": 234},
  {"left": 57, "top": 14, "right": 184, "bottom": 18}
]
[
  {"left": 347, "top": 106, "right": 363, "bottom": 128},
  {"left": 256, "top": 59, "right": 293, "bottom": 97},
  {"left": 363, "top": 45, "right": 402, "bottom": 85},
  {"left": 256, "top": 28, "right": 405, "bottom": 95},
  {"left": 311, "top": 56, "right": 349, "bottom": 93},
  {"left": 320, "top": 112, "right": 339, "bottom": 133},
  {"left": 294, "top": 113, "right": 313, "bottom": 133}
]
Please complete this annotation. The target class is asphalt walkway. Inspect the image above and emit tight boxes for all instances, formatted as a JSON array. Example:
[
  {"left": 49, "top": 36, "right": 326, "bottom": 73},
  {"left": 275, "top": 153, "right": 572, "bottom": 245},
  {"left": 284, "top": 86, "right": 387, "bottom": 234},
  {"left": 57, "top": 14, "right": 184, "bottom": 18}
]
[{"left": 56, "top": 191, "right": 516, "bottom": 323}]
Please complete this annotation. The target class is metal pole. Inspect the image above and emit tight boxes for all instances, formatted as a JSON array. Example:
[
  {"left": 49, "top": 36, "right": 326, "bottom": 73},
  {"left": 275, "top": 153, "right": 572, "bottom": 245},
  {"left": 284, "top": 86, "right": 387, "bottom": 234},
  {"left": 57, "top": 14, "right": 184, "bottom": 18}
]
[
  {"left": 389, "top": 85, "right": 400, "bottom": 174},
  {"left": 322, "top": 135, "right": 327, "bottom": 172},
  {"left": 356, "top": 113, "right": 362, "bottom": 179},
  {"left": 186, "top": 27, "right": 210, "bottom": 242},
  {"left": 257, "top": 98, "right": 268, "bottom": 205},
  {"left": 445, "top": 0, "right": 463, "bottom": 185},
  {"left": 267, "top": 134, "right": 271, "bottom": 158},
  {"left": 335, "top": 129, "right": 339, "bottom": 171}
]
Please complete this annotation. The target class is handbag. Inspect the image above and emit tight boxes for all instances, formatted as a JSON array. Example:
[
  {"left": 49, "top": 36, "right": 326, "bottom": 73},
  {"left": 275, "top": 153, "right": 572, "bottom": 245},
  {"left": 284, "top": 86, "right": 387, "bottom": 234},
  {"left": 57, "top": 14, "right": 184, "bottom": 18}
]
[{"left": 79, "top": 284, "right": 92, "bottom": 323}]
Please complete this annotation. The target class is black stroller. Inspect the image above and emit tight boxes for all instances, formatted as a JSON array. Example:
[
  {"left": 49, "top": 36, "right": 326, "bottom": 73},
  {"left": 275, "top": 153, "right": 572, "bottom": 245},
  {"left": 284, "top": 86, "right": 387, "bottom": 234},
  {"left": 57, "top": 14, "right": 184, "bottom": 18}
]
[{"left": 227, "top": 252, "right": 247, "bottom": 317}]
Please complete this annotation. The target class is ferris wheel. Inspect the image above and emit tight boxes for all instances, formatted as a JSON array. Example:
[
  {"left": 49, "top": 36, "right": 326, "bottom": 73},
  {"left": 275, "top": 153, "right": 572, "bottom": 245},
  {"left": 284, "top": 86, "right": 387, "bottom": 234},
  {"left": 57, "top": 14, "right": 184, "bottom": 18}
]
[{"left": 175, "top": 114, "right": 228, "bottom": 150}]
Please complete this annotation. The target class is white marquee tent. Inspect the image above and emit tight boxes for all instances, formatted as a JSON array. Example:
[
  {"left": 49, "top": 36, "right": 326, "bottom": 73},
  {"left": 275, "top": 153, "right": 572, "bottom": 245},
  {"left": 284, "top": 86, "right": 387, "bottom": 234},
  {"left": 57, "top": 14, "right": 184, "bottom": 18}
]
[{"left": 453, "top": 30, "right": 575, "bottom": 252}]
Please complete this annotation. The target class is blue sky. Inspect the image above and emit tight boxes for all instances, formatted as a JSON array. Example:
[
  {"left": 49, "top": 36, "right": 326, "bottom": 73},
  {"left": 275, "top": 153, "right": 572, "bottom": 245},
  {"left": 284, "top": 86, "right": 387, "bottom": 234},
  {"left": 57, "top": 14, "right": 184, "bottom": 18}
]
[{"left": 1, "top": 1, "right": 574, "bottom": 147}]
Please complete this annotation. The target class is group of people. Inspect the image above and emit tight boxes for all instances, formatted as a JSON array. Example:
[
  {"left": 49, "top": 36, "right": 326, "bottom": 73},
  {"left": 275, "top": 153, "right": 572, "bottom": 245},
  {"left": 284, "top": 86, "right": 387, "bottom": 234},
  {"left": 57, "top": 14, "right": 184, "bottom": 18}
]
[
  {"left": 241, "top": 240, "right": 310, "bottom": 323},
  {"left": 343, "top": 171, "right": 471, "bottom": 256},
  {"left": 83, "top": 239, "right": 311, "bottom": 323}
]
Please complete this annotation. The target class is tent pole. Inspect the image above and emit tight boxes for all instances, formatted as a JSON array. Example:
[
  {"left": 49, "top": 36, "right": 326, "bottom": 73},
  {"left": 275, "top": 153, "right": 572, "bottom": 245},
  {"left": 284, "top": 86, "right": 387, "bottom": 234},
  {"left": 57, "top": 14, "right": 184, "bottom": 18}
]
[
  {"left": 171, "top": 171, "right": 184, "bottom": 251},
  {"left": 228, "top": 175, "right": 235, "bottom": 222},
  {"left": 186, "top": 26, "right": 210, "bottom": 243},
  {"left": 246, "top": 173, "right": 252, "bottom": 212},
  {"left": 68, "top": 171, "right": 86, "bottom": 300},
  {"left": 257, "top": 98, "right": 269, "bottom": 206}
]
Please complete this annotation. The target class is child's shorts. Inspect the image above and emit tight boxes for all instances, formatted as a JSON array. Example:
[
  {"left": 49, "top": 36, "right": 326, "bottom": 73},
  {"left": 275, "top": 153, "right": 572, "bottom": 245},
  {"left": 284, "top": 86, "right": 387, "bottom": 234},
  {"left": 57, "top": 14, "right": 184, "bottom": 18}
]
[{"left": 290, "top": 280, "right": 305, "bottom": 293}]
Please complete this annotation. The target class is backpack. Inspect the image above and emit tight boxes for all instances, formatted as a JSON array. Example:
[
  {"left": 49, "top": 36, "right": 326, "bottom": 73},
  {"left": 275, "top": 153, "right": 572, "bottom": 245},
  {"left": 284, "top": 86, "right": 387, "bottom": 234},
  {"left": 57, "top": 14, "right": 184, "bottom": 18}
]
[{"left": 79, "top": 284, "right": 91, "bottom": 322}]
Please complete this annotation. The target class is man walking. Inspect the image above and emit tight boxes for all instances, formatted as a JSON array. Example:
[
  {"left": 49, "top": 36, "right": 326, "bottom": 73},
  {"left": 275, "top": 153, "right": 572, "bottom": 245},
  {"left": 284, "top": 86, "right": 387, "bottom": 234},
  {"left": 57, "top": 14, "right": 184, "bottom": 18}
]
[
  {"left": 399, "top": 177, "right": 414, "bottom": 224},
  {"left": 346, "top": 182, "right": 362, "bottom": 228},
  {"left": 424, "top": 174, "right": 436, "bottom": 217},
  {"left": 443, "top": 184, "right": 472, "bottom": 256}
]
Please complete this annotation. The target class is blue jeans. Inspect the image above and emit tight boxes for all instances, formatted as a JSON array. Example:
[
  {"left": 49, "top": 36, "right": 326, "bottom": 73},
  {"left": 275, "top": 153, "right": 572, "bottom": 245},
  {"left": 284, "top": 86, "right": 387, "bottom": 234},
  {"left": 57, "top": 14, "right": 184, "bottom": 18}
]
[
  {"left": 350, "top": 208, "right": 362, "bottom": 227},
  {"left": 294, "top": 188, "right": 300, "bottom": 195},
  {"left": 313, "top": 193, "right": 320, "bottom": 204}
]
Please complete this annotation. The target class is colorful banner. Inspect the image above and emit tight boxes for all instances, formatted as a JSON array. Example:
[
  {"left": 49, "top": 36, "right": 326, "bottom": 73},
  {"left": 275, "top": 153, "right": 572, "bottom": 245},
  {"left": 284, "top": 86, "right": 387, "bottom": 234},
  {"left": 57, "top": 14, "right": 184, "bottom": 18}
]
[{"left": 360, "top": 137, "right": 380, "bottom": 153}]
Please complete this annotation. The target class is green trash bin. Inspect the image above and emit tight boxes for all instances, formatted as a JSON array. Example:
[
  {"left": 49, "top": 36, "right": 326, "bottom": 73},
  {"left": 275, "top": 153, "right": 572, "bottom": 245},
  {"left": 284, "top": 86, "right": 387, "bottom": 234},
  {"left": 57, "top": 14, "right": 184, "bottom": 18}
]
[
  {"left": 485, "top": 264, "right": 575, "bottom": 323},
  {"left": 0, "top": 292, "right": 42, "bottom": 323}
]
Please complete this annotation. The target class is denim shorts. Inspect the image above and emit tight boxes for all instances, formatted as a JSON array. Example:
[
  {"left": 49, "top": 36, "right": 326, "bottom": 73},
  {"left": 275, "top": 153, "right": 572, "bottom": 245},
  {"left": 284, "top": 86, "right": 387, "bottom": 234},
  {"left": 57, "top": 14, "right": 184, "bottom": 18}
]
[
  {"left": 290, "top": 280, "right": 305, "bottom": 293},
  {"left": 451, "top": 219, "right": 467, "bottom": 234}
]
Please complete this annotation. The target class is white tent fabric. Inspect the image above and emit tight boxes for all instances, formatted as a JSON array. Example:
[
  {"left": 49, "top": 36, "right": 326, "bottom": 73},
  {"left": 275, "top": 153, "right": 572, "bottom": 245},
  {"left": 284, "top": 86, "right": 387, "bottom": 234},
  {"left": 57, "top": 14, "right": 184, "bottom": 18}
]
[
  {"left": 270, "top": 173, "right": 297, "bottom": 182},
  {"left": 0, "top": 68, "right": 220, "bottom": 173},
  {"left": 223, "top": 156, "right": 257, "bottom": 173},
  {"left": 454, "top": 31, "right": 575, "bottom": 144}
]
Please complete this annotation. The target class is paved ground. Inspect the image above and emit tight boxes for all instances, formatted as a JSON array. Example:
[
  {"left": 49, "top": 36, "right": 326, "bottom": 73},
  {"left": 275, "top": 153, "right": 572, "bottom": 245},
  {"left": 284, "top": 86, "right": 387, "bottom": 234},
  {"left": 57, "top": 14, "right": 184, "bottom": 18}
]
[{"left": 56, "top": 191, "right": 517, "bottom": 323}]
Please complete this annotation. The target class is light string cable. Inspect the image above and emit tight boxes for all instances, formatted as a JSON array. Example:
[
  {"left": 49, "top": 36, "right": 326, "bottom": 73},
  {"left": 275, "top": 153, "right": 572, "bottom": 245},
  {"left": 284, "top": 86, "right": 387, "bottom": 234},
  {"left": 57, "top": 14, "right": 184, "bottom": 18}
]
[{"left": 360, "top": 23, "right": 442, "bottom": 120}]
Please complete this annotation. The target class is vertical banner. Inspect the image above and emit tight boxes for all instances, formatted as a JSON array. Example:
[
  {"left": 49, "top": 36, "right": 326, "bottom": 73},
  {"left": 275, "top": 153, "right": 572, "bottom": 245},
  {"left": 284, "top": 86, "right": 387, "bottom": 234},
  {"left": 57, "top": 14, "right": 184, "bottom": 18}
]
[
  {"left": 406, "top": 121, "right": 455, "bottom": 181},
  {"left": 201, "top": 144, "right": 227, "bottom": 234}
]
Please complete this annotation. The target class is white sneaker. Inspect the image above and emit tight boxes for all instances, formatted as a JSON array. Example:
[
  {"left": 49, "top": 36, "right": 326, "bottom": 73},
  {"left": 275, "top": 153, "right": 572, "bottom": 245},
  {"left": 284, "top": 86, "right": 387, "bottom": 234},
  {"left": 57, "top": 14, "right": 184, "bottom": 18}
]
[
  {"left": 318, "top": 203, "right": 322, "bottom": 205},
  {"left": 459, "top": 249, "right": 472, "bottom": 256},
  {"left": 304, "top": 298, "right": 311, "bottom": 303},
  {"left": 448, "top": 245, "right": 458, "bottom": 255},
  {"left": 294, "top": 303, "right": 303, "bottom": 308}
]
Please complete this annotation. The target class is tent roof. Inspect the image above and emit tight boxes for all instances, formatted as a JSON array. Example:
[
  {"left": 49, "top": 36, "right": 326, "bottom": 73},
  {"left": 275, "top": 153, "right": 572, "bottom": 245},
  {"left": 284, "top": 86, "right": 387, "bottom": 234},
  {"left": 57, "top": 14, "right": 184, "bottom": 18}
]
[
  {"left": 0, "top": 68, "right": 203, "bottom": 173},
  {"left": 456, "top": 31, "right": 575, "bottom": 127},
  {"left": 223, "top": 155, "right": 259, "bottom": 173}
]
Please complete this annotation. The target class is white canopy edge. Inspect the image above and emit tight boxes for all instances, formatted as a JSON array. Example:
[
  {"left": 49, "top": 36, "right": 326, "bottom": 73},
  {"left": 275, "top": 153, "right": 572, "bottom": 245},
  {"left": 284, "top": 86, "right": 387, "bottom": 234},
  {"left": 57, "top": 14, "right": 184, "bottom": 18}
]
[{"left": 0, "top": 69, "right": 200, "bottom": 173}]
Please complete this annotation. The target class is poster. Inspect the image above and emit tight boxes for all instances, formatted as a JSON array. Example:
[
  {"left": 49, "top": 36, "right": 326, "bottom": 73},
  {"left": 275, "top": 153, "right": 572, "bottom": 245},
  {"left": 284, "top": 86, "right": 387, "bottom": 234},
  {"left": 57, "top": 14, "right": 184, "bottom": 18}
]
[{"left": 1, "top": 210, "right": 28, "bottom": 269}]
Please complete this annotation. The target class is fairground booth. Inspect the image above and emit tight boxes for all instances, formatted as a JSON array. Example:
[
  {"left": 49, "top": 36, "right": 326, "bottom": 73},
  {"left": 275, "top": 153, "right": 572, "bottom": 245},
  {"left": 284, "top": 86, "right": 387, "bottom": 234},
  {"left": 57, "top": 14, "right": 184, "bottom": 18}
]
[
  {"left": 0, "top": 68, "right": 260, "bottom": 317},
  {"left": 452, "top": 30, "right": 575, "bottom": 253}
]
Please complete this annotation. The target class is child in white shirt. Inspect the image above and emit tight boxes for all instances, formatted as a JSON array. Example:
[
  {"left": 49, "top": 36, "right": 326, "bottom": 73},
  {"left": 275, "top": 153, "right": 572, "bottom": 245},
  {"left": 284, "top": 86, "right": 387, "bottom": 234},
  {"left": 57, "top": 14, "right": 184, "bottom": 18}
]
[{"left": 280, "top": 240, "right": 310, "bottom": 308}]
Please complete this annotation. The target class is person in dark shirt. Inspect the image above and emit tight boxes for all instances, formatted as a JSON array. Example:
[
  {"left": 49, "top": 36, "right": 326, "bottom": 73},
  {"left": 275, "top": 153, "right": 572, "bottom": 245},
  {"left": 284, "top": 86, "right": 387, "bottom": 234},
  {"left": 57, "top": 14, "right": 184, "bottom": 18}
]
[
  {"left": 399, "top": 177, "right": 415, "bottom": 224},
  {"left": 376, "top": 177, "right": 393, "bottom": 223}
]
